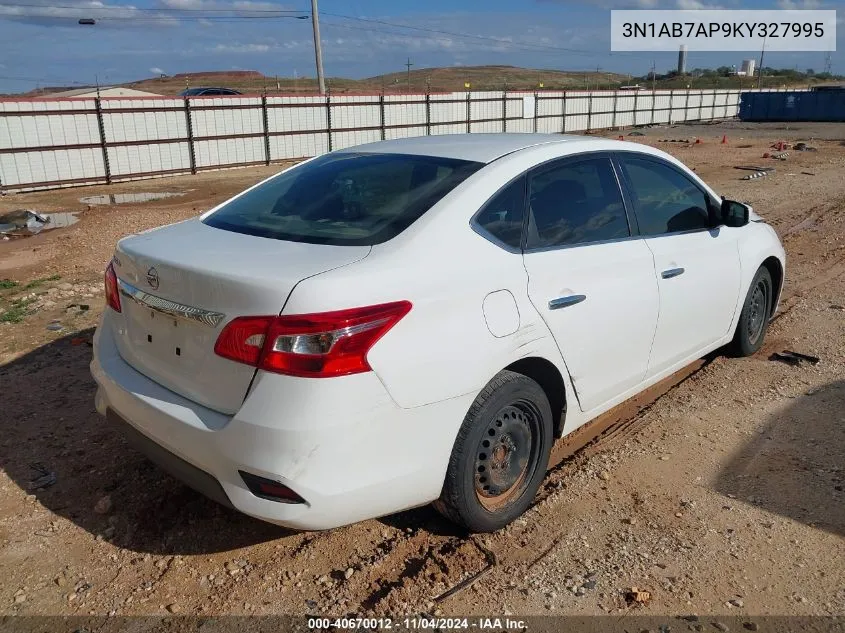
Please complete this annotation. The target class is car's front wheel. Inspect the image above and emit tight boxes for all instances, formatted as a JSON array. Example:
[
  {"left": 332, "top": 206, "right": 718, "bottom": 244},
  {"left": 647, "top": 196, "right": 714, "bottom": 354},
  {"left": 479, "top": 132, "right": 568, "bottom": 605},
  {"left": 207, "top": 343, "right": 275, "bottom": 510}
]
[
  {"left": 434, "top": 370, "right": 553, "bottom": 532},
  {"left": 731, "top": 266, "right": 773, "bottom": 357}
]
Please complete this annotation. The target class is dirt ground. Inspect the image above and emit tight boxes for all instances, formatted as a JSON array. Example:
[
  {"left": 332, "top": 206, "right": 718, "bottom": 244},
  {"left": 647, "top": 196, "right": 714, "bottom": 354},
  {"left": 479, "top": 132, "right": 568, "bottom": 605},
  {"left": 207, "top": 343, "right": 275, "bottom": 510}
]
[{"left": 0, "top": 122, "right": 843, "bottom": 621}]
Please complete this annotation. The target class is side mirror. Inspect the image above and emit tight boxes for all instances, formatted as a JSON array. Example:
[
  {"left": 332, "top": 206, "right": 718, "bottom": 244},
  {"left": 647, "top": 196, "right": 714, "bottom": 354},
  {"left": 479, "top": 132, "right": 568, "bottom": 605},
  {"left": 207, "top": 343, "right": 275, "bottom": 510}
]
[{"left": 720, "top": 199, "right": 750, "bottom": 228}]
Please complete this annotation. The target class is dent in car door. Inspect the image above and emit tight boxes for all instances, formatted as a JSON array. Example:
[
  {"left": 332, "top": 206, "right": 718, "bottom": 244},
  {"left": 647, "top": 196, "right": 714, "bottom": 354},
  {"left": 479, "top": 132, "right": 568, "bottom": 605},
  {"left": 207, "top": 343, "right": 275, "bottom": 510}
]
[
  {"left": 521, "top": 154, "right": 660, "bottom": 413},
  {"left": 615, "top": 153, "right": 742, "bottom": 377}
]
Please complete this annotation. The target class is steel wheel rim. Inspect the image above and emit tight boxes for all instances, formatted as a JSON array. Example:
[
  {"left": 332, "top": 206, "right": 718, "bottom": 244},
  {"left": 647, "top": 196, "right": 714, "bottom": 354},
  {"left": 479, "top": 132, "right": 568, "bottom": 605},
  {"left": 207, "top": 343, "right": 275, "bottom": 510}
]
[
  {"left": 474, "top": 401, "right": 541, "bottom": 512},
  {"left": 747, "top": 280, "right": 768, "bottom": 345}
]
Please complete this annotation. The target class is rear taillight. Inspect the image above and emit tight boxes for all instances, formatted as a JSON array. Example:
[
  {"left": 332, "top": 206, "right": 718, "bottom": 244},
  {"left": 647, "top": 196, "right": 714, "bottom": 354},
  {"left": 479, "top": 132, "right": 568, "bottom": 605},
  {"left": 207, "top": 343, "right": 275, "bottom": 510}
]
[
  {"left": 214, "top": 301, "right": 411, "bottom": 378},
  {"left": 104, "top": 262, "right": 121, "bottom": 313}
]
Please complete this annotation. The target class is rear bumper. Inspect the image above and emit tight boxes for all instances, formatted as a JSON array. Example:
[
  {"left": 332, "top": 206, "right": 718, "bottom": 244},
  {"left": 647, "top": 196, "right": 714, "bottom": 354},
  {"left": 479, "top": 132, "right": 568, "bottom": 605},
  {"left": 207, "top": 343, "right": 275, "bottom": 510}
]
[
  {"left": 105, "top": 409, "right": 234, "bottom": 510},
  {"left": 90, "top": 312, "right": 474, "bottom": 530}
]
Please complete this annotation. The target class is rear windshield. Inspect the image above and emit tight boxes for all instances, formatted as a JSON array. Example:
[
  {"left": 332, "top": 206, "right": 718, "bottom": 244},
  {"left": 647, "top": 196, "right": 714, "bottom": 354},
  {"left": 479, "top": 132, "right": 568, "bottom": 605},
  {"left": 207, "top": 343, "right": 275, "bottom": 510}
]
[{"left": 202, "top": 152, "right": 484, "bottom": 245}]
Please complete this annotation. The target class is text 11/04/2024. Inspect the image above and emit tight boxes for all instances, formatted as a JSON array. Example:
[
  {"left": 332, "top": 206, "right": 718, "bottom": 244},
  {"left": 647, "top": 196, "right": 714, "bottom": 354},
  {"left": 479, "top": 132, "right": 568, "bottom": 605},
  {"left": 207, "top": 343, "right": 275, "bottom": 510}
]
[
  {"left": 307, "top": 617, "right": 528, "bottom": 630},
  {"left": 611, "top": 9, "right": 837, "bottom": 52}
]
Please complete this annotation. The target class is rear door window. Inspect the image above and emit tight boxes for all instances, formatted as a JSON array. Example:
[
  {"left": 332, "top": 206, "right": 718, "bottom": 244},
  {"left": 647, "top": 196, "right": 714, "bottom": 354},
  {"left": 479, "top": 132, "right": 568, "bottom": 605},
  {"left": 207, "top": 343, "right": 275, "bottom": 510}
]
[{"left": 203, "top": 152, "right": 483, "bottom": 246}]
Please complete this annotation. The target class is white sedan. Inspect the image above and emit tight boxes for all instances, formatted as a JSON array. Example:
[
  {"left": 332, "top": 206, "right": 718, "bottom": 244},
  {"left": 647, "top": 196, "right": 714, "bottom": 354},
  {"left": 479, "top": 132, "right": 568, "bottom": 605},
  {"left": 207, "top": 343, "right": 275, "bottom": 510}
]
[{"left": 91, "top": 134, "right": 785, "bottom": 532}]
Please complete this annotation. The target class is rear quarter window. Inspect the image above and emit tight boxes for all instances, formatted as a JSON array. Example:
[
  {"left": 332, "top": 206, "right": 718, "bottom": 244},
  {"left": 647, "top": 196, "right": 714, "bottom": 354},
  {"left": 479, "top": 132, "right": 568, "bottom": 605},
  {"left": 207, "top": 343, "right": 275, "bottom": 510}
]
[{"left": 203, "top": 152, "right": 483, "bottom": 246}]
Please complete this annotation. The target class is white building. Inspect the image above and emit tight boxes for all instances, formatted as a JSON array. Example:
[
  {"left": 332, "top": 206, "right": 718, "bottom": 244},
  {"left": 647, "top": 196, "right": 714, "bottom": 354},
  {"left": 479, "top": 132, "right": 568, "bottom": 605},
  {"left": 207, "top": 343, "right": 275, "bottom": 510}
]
[{"left": 741, "top": 59, "right": 756, "bottom": 77}]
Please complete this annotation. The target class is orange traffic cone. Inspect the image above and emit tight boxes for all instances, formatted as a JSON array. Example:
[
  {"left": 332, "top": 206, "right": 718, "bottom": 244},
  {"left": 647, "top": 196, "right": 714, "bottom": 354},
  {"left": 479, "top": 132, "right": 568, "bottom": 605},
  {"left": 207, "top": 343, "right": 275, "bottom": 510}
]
[
  {"left": 721, "top": 135, "right": 727, "bottom": 144},
  {"left": 695, "top": 138, "right": 702, "bottom": 144},
  {"left": 618, "top": 135, "right": 624, "bottom": 140},
  {"left": 777, "top": 141, "right": 785, "bottom": 151}
]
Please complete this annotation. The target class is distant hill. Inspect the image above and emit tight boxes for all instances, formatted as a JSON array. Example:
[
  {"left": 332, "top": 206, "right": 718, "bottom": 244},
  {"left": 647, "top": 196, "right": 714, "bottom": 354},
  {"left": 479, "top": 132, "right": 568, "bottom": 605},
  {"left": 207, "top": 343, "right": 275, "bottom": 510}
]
[
  {"left": 365, "top": 65, "right": 628, "bottom": 92},
  {"left": 9, "top": 65, "right": 628, "bottom": 97},
  {"left": 6, "top": 65, "right": 836, "bottom": 97}
]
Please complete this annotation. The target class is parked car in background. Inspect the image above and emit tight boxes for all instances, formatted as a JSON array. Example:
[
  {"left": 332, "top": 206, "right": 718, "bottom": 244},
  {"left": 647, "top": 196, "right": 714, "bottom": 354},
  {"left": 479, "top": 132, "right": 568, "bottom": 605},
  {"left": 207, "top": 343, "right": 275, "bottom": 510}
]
[
  {"left": 179, "top": 87, "right": 243, "bottom": 96},
  {"left": 91, "top": 134, "right": 786, "bottom": 532}
]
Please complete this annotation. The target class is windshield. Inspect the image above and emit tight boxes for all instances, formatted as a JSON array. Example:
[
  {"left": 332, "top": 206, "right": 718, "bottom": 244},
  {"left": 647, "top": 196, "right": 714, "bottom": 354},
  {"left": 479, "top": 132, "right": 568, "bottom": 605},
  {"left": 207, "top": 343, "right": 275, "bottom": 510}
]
[{"left": 202, "top": 152, "right": 484, "bottom": 245}]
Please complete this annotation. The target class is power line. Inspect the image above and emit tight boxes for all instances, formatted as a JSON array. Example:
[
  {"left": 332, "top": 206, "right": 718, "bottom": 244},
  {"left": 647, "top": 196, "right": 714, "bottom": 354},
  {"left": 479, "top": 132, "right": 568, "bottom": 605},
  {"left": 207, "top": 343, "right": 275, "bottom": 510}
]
[
  {"left": 93, "top": 15, "right": 308, "bottom": 21},
  {"left": 0, "top": 73, "right": 98, "bottom": 85},
  {"left": 3, "top": 13, "right": 309, "bottom": 22},
  {"left": 0, "top": 2, "right": 308, "bottom": 12},
  {"left": 3, "top": 13, "right": 311, "bottom": 23},
  {"left": 321, "top": 11, "right": 605, "bottom": 55},
  {"left": 319, "top": 18, "right": 656, "bottom": 62},
  {"left": 319, "top": 13, "right": 659, "bottom": 61},
  {"left": 0, "top": 3, "right": 662, "bottom": 66},
  {"left": 1, "top": 2, "right": 660, "bottom": 60},
  {"left": 319, "top": 19, "right": 596, "bottom": 58},
  {"left": 0, "top": 3, "right": 310, "bottom": 21}
]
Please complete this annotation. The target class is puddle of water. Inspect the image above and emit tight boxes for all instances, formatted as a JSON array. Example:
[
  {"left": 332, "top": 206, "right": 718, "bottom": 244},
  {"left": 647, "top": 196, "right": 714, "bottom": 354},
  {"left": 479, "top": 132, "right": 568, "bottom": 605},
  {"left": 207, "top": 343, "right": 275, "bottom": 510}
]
[
  {"left": 80, "top": 192, "right": 185, "bottom": 205},
  {"left": 0, "top": 209, "right": 79, "bottom": 240}
]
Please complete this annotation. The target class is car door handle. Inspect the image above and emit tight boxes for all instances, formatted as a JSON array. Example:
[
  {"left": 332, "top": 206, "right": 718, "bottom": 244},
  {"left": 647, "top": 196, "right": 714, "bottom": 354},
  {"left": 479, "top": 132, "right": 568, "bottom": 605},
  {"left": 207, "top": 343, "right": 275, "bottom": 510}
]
[
  {"left": 548, "top": 295, "right": 586, "bottom": 310},
  {"left": 661, "top": 267, "right": 685, "bottom": 279}
]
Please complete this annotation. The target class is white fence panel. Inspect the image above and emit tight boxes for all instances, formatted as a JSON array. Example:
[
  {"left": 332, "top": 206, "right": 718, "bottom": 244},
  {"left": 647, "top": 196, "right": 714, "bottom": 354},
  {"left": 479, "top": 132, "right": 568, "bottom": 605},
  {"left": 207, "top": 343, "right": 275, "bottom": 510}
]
[
  {"left": 591, "top": 93, "right": 617, "bottom": 129},
  {"left": 109, "top": 143, "right": 190, "bottom": 177},
  {"left": 385, "top": 125, "right": 427, "bottom": 140},
  {"left": 269, "top": 133, "right": 327, "bottom": 161},
  {"left": 0, "top": 88, "right": 771, "bottom": 191}
]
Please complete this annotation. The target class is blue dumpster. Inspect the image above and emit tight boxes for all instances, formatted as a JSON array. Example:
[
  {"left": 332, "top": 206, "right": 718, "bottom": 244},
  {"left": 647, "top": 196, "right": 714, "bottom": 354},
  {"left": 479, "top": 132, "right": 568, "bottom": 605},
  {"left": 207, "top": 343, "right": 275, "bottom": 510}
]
[{"left": 739, "top": 89, "right": 845, "bottom": 122}]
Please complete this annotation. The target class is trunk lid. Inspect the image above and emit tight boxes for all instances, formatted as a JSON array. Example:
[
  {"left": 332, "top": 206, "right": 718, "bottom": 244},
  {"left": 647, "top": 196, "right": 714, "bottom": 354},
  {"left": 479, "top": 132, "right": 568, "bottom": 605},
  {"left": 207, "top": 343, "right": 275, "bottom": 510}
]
[{"left": 110, "top": 218, "right": 370, "bottom": 414}]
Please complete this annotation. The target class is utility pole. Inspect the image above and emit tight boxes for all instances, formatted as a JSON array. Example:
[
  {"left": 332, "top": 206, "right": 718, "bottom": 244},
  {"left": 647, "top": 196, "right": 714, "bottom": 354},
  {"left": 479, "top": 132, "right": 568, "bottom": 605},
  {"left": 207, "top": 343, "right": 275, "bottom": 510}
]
[
  {"left": 310, "top": 0, "right": 326, "bottom": 94},
  {"left": 650, "top": 61, "right": 656, "bottom": 91},
  {"left": 757, "top": 37, "right": 766, "bottom": 89},
  {"left": 405, "top": 57, "right": 414, "bottom": 93},
  {"left": 823, "top": 52, "right": 832, "bottom": 75}
]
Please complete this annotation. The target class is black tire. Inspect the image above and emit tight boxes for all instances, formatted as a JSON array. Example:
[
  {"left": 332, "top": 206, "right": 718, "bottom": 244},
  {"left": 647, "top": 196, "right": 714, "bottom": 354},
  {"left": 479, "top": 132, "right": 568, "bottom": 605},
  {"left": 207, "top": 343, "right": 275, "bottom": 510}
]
[
  {"left": 730, "top": 266, "right": 773, "bottom": 357},
  {"left": 434, "top": 370, "right": 553, "bottom": 533}
]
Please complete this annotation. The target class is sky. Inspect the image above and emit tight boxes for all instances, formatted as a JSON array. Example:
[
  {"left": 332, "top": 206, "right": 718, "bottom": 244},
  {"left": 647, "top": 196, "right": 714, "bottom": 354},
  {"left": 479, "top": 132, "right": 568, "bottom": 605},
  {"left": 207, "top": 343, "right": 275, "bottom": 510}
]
[{"left": 0, "top": 0, "right": 841, "bottom": 93}]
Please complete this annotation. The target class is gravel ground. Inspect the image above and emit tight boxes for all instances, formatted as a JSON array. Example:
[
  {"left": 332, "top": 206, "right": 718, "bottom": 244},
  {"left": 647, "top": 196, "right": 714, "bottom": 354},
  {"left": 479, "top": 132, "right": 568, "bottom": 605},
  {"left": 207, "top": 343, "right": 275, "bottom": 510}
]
[{"left": 0, "top": 123, "right": 843, "bottom": 620}]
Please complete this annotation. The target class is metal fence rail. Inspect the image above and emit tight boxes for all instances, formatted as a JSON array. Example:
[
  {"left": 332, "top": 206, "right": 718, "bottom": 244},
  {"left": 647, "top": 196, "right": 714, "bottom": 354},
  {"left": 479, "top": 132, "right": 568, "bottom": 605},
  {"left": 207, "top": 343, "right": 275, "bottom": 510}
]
[{"left": 0, "top": 88, "right": 788, "bottom": 192}]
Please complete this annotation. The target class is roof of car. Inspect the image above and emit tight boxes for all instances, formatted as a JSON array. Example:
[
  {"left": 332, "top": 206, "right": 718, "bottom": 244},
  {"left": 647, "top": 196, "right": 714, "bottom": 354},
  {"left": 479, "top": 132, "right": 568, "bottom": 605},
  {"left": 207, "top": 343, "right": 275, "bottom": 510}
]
[{"left": 340, "top": 133, "right": 586, "bottom": 164}]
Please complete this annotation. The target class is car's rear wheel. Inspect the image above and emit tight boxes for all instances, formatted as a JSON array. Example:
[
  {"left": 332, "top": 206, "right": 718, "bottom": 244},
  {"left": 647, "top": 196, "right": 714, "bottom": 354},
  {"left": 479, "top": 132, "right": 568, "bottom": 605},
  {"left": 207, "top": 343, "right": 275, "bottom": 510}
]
[
  {"left": 731, "top": 266, "right": 773, "bottom": 357},
  {"left": 435, "top": 370, "right": 553, "bottom": 532}
]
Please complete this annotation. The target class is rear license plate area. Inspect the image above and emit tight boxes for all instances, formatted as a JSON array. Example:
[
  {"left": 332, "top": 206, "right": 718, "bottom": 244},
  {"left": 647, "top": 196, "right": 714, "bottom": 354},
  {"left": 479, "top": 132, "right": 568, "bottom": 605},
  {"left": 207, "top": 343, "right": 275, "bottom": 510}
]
[{"left": 129, "top": 307, "right": 186, "bottom": 360}]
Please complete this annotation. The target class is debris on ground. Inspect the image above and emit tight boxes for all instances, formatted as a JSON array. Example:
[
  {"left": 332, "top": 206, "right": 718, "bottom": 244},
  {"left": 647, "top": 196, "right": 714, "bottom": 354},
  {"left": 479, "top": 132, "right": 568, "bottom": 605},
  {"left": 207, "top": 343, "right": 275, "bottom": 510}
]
[
  {"left": 628, "top": 131, "right": 645, "bottom": 136},
  {"left": 741, "top": 171, "right": 770, "bottom": 180},
  {"left": 433, "top": 539, "right": 498, "bottom": 603},
  {"left": 801, "top": 171, "right": 816, "bottom": 176},
  {"left": 734, "top": 166, "right": 774, "bottom": 172},
  {"left": 66, "top": 303, "right": 90, "bottom": 315},
  {"left": 0, "top": 210, "right": 49, "bottom": 238},
  {"left": 794, "top": 142, "right": 818, "bottom": 152},
  {"left": 28, "top": 463, "right": 57, "bottom": 491},
  {"left": 0, "top": 209, "right": 72, "bottom": 240},
  {"left": 624, "top": 586, "right": 652, "bottom": 606},
  {"left": 769, "top": 350, "right": 821, "bottom": 366}
]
